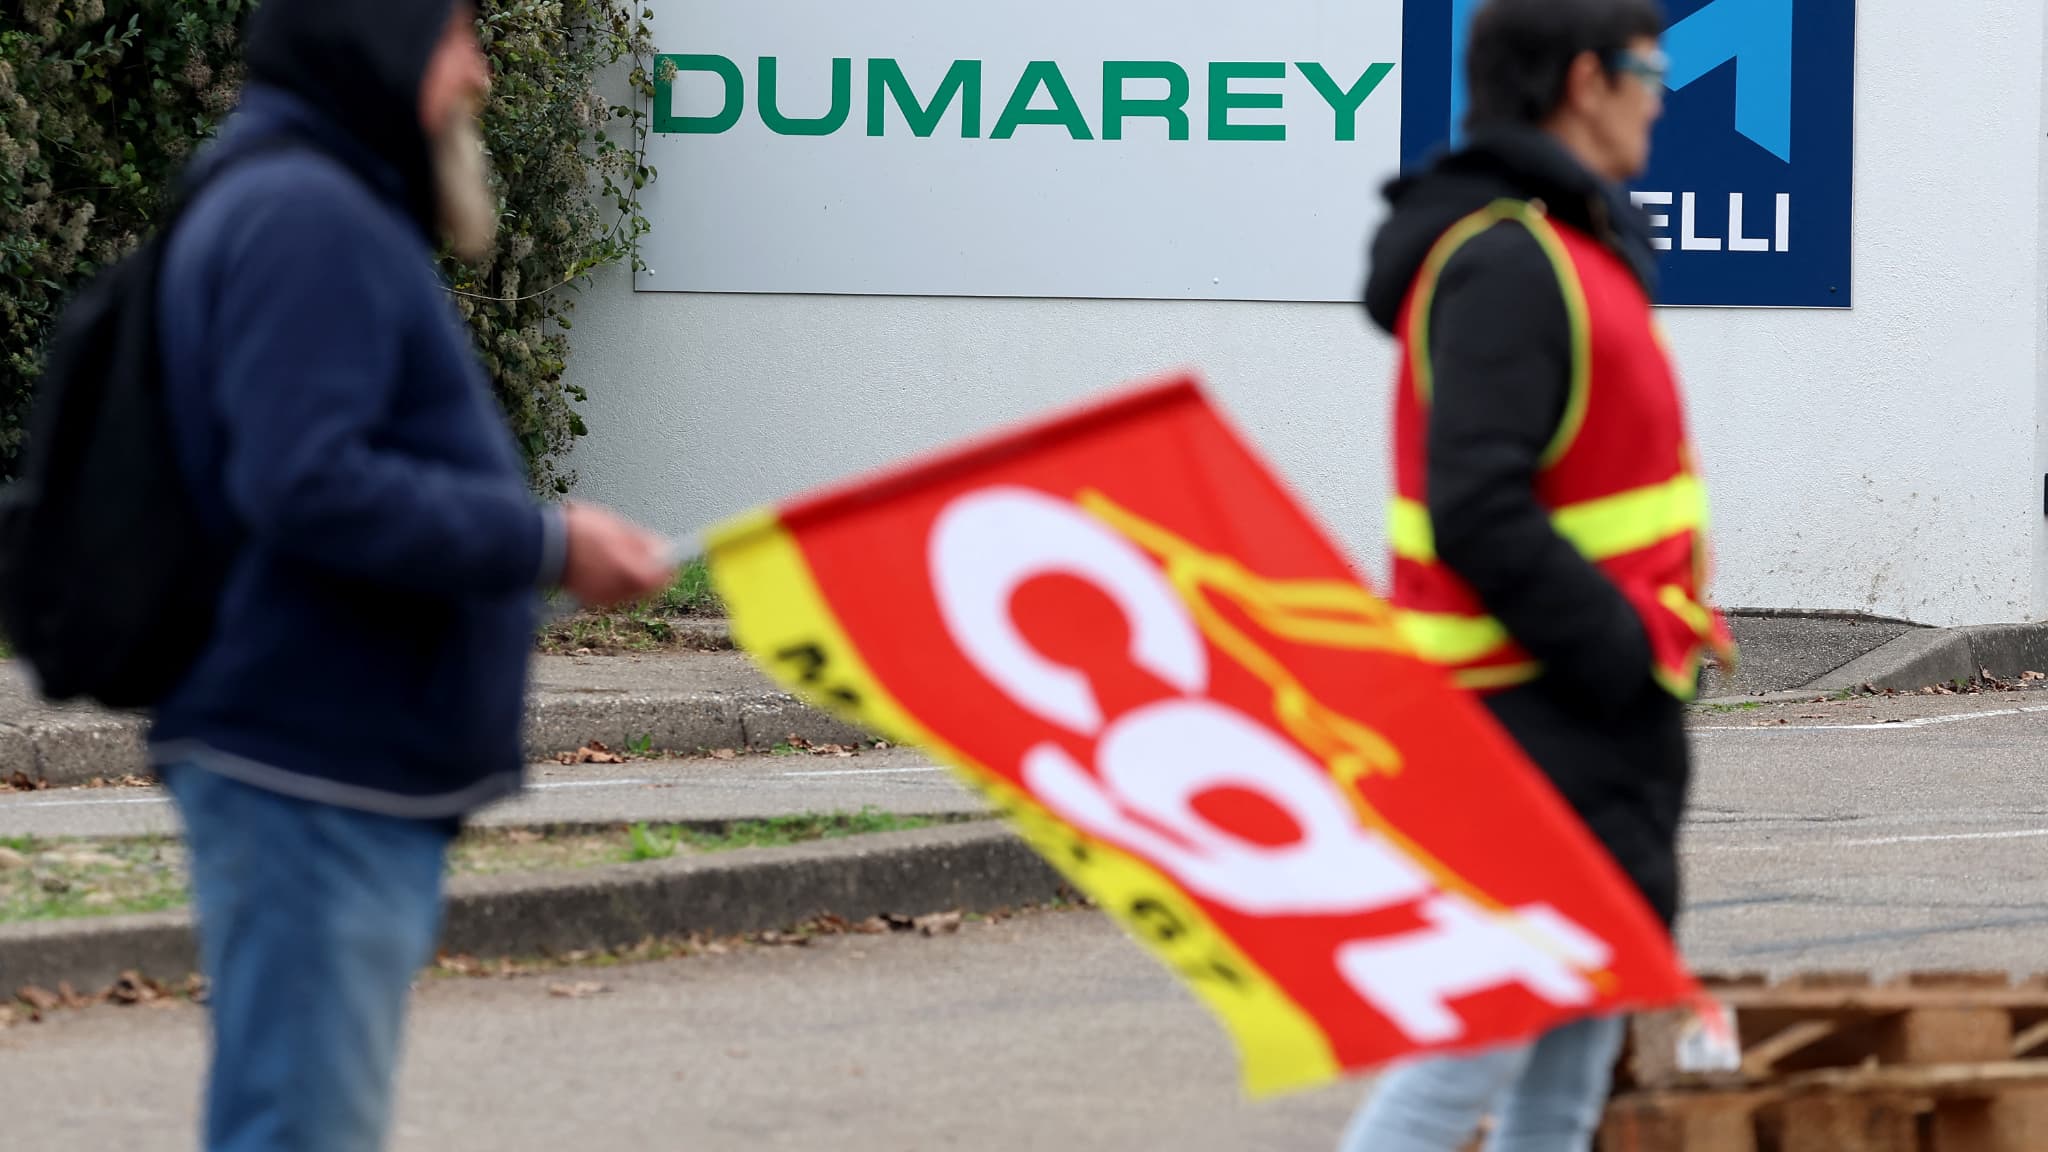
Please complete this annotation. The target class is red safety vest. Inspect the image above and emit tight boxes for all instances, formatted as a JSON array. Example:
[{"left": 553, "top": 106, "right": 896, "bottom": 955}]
[{"left": 1389, "top": 199, "right": 1734, "bottom": 699}]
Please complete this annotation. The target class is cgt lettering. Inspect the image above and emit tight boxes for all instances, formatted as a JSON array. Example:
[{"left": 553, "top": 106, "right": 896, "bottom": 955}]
[
  {"left": 927, "top": 486, "right": 1614, "bottom": 1046},
  {"left": 654, "top": 55, "right": 1396, "bottom": 143}
]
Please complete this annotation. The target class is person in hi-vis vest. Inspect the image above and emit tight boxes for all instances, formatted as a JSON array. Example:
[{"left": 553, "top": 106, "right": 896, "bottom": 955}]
[{"left": 1342, "top": 0, "right": 1733, "bottom": 1149}]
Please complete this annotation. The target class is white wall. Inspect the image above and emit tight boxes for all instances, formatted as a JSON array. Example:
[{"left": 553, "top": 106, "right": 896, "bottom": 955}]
[
  {"left": 567, "top": 0, "right": 2048, "bottom": 628},
  {"left": 562, "top": 282, "right": 1395, "bottom": 579}
]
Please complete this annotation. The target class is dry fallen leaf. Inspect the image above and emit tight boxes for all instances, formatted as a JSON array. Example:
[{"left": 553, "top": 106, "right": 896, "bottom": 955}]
[
  {"left": 547, "top": 981, "right": 609, "bottom": 1000},
  {"left": 505, "top": 829, "right": 543, "bottom": 845},
  {"left": 557, "top": 742, "right": 626, "bottom": 766},
  {"left": 709, "top": 748, "right": 739, "bottom": 761},
  {"left": 6, "top": 772, "right": 48, "bottom": 792},
  {"left": 17, "top": 986, "right": 60, "bottom": 1014},
  {"left": 108, "top": 972, "right": 165, "bottom": 1006},
  {"left": 0, "top": 1005, "right": 17, "bottom": 1029},
  {"left": 915, "top": 911, "right": 964, "bottom": 937},
  {"left": 854, "top": 917, "right": 892, "bottom": 935}
]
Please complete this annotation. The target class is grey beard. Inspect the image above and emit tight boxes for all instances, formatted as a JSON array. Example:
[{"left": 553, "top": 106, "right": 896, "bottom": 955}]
[{"left": 433, "top": 111, "right": 498, "bottom": 263}]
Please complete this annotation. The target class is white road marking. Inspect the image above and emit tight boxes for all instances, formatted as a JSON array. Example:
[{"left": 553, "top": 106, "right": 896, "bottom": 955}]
[
  {"left": 1694, "top": 705, "right": 2048, "bottom": 733},
  {"left": 0, "top": 796, "right": 164, "bottom": 811},
  {"left": 1696, "top": 827, "right": 2048, "bottom": 854},
  {"left": 776, "top": 766, "right": 950, "bottom": 779},
  {"left": 0, "top": 767, "right": 949, "bottom": 812}
]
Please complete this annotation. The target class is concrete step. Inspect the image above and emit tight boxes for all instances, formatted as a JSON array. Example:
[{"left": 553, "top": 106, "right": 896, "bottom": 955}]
[{"left": 0, "top": 746, "right": 988, "bottom": 842}]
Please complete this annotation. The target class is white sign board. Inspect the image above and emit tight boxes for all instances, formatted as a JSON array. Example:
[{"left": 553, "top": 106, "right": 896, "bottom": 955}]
[{"left": 637, "top": 1, "right": 1403, "bottom": 301}]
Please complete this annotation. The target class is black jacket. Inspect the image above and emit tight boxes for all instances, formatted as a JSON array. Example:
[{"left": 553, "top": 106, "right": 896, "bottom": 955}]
[{"left": 1365, "top": 128, "right": 1691, "bottom": 927}]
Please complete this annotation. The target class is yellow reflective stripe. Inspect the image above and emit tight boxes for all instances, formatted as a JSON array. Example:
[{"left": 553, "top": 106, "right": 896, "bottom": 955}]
[
  {"left": 1394, "top": 609, "right": 1513, "bottom": 665},
  {"left": 1393, "top": 473, "right": 1704, "bottom": 567},
  {"left": 1657, "top": 583, "right": 1716, "bottom": 638},
  {"left": 1654, "top": 651, "right": 1703, "bottom": 701},
  {"left": 1410, "top": 200, "right": 1544, "bottom": 405},
  {"left": 1518, "top": 212, "right": 1593, "bottom": 468},
  {"left": 1455, "top": 662, "right": 1542, "bottom": 691},
  {"left": 1388, "top": 497, "right": 1436, "bottom": 563},
  {"left": 1651, "top": 586, "right": 1717, "bottom": 701},
  {"left": 1549, "top": 473, "right": 1706, "bottom": 561}
]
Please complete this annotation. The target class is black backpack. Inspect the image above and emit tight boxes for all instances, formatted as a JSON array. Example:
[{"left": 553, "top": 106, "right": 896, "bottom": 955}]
[{"left": 0, "top": 141, "right": 298, "bottom": 709}]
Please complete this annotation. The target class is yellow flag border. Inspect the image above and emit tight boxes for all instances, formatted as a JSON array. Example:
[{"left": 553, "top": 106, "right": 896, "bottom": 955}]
[{"left": 706, "top": 509, "right": 1340, "bottom": 1098}]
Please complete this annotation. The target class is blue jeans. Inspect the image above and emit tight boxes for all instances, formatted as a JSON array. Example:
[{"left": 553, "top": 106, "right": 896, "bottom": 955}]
[
  {"left": 167, "top": 764, "right": 454, "bottom": 1152},
  {"left": 1338, "top": 1016, "right": 1626, "bottom": 1152}
]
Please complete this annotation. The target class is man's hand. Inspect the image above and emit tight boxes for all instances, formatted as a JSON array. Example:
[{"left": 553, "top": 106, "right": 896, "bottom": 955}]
[{"left": 561, "top": 503, "right": 677, "bottom": 608}]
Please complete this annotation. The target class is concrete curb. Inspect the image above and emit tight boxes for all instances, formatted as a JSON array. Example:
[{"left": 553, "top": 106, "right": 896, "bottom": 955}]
[
  {"left": 0, "top": 823, "right": 1066, "bottom": 994},
  {"left": 1807, "top": 623, "right": 2048, "bottom": 694},
  {"left": 0, "top": 686, "right": 875, "bottom": 790},
  {"left": 10, "top": 620, "right": 2048, "bottom": 787},
  {"left": 521, "top": 687, "right": 871, "bottom": 766},
  {"left": 0, "top": 713, "right": 149, "bottom": 791}
]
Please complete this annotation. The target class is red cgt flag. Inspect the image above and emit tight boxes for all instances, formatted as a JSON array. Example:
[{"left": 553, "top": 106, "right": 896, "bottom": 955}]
[{"left": 704, "top": 375, "right": 1694, "bottom": 1096}]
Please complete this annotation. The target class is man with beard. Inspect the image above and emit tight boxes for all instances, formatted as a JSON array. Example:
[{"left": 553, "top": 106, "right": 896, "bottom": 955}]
[{"left": 153, "top": 2, "right": 674, "bottom": 1147}]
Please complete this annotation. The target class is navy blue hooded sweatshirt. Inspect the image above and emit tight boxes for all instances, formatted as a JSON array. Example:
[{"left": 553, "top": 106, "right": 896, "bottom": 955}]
[{"left": 151, "top": 0, "right": 564, "bottom": 817}]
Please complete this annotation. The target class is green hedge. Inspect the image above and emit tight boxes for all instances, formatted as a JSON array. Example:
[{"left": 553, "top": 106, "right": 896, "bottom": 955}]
[{"left": 0, "top": 0, "right": 656, "bottom": 493}]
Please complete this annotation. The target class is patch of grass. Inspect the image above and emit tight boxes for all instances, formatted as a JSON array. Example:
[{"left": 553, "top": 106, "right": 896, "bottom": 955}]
[
  {"left": 1698, "top": 700, "right": 1764, "bottom": 714},
  {"left": 0, "top": 837, "right": 189, "bottom": 923},
  {"left": 625, "top": 823, "right": 681, "bottom": 861},
  {"left": 659, "top": 557, "right": 723, "bottom": 616},
  {"left": 677, "top": 810, "right": 940, "bottom": 853},
  {"left": 537, "top": 559, "right": 727, "bottom": 656},
  {"left": 1, "top": 813, "right": 956, "bottom": 924}
]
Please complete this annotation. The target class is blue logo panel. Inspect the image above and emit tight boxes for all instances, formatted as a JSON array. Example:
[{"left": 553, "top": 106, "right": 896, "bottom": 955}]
[{"left": 1401, "top": 0, "right": 1856, "bottom": 309}]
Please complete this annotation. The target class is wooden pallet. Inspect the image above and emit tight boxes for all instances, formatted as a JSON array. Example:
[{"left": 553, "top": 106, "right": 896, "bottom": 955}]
[
  {"left": 1602, "top": 973, "right": 2048, "bottom": 1152},
  {"left": 1604, "top": 1064, "right": 2048, "bottom": 1151},
  {"left": 1621, "top": 972, "right": 2048, "bottom": 1091}
]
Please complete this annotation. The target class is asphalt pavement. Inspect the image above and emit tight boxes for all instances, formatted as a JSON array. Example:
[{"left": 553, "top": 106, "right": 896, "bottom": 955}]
[
  {"left": 11, "top": 689, "right": 2048, "bottom": 1148},
  {"left": 1715, "top": 613, "right": 1917, "bottom": 697},
  {"left": 2, "top": 910, "right": 1363, "bottom": 1151},
  {"left": 0, "top": 745, "right": 984, "bottom": 840}
]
